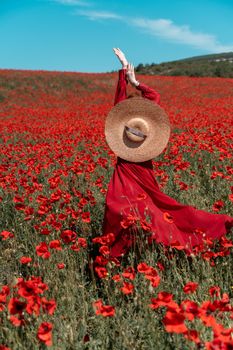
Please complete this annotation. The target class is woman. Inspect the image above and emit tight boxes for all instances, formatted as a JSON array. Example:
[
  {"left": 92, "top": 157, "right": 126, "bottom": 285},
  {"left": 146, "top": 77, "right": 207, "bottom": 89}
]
[{"left": 103, "top": 48, "right": 233, "bottom": 258}]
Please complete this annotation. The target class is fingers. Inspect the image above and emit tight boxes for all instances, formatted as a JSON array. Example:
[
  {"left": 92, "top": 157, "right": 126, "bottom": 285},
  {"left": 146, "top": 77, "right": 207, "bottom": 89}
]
[
  {"left": 113, "top": 48, "right": 118, "bottom": 55},
  {"left": 113, "top": 48, "right": 128, "bottom": 68},
  {"left": 113, "top": 48, "right": 122, "bottom": 59},
  {"left": 113, "top": 47, "right": 125, "bottom": 56},
  {"left": 114, "top": 47, "right": 122, "bottom": 53},
  {"left": 126, "top": 62, "right": 138, "bottom": 86},
  {"left": 113, "top": 48, "right": 121, "bottom": 54},
  {"left": 126, "top": 62, "right": 134, "bottom": 72}
]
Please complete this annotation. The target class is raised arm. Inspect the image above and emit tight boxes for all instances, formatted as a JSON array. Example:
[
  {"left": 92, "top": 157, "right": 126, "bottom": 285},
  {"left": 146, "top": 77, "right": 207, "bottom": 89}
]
[
  {"left": 126, "top": 63, "right": 161, "bottom": 105},
  {"left": 114, "top": 69, "right": 128, "bottom": 105},
  {"left": 113, "top": 48, "right": 128, "bottom": 105},
  {"left": 136, "top": 83, "right": 161, "bottom": 105}
]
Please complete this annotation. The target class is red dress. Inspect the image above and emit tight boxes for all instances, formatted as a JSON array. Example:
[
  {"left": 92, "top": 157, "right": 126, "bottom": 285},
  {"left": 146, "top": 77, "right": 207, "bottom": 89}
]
[{"left": 103, "top": 69, "right": 233, "bottom": 257}]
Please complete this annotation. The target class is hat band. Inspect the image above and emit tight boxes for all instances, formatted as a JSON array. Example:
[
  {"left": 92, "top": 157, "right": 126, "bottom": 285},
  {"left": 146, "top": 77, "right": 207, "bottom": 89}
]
[{"left": 125, "top": 126, "right": 146, "bottom": 139}]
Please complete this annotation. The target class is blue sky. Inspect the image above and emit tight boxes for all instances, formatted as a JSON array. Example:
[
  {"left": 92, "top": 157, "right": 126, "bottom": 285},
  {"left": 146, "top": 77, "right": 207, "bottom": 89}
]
[{"left": 1, "top": 0, "right": 233, "bottom": 72}]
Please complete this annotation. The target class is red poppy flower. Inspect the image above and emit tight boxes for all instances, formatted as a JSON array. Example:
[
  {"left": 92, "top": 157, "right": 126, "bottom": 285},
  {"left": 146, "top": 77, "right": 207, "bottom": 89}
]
[
  {"left": 50, "top": 190, "right": 62, "bottom": 203},
  {"left": 78, "top": 197, "right": 88, "bottom": 208},
  {"left": 144, "top": 267, "right": 160, "bottom": 288},
  {"left": 201, "top": 251, "right": 215, "bottom": 261},
  {"left": 178, "top": 181, "right": 189, "bottom": 190},
  {"left": 49, "top": 240, "right": 62, "bottom": 250},
  {"left": 183, "top": 282, "right": 198, "bottom": 294},
  {"left": 121, "top": 282, "right": 134, "bottom": 295},
  {"left": 14, "top": 204, "right": 26, "bottom": 211},
  {"left": 163, "top": 212, "right": 174, "bottom": 223},
  {"left": 212, "top": 200, "right": 224, "bottom": 212},
  {"left": 0, "top": 303, "right": 5, "bottom": 312},
  {"left": 200, "top": 300, "right": 217, "bottom": 314},
  {"left": 41, "top": 297, "right": 57, "bottom": 315},
  {"left": 36, "top": 242, "right": 50, "bottom": 259},
  {"left": 8, "top": 298, "right": 26, "bottom": 315},
  {"left": 83, "top": 334, "right": 90, "bottom": 343},
  {"left": 156, "top": 261, "right": 165, "bottom": 271},
  {"left": 183, "top": 329, "right": 200, "bottom": 344},
  {"left": 26, "top": 295, "right": 41, "bottom": 316},
  {"left": 58, "top": 213, "right": 67, "bottom": 221},
  {"left": 140, "top": 219, "right": 152, "bottom": 232},
  {"left": 163, "top": 310, "right": 188, "bottom": 334},
  {"left": 150, "top": 275, "right": 161, "bottom": 288},
  {"left": 10, "top": 315, "right": 25, "bottom": 327},
  {"left": 209, "top": 286, "right": 221, "bottom": 298},
  {"left": 37, "top": 204, "right": 51, "bottom": 216},
  {"left": 205, "top": 339, "right": 233, "bottom": 350},
  {"left": 170, "top": 241, "right": 185, "bottom": 250},
  {"left": 193, "top": 227, "right": 206, "bottom": 236},
  {"left": 122, "top": 267, "right": 136, "bottom": 280},
  {"left": 180, "top": 300, "right": 199, "bottom": 321},
  {"left": 94, "top": 255, "right": 108, "bottom": 266},
  {"left": 77, "top": 237, "right": 87, "bottom": 248},
  {"left": 20, "top": 256, "right": 32, "bottom": 264},
  {"left": 93, "top": 299, "right": 115, "bottom": 317},
  {"left": 57, "top": 263, "right": 65, "bottom": 269},
  {"left": 157, "top": 292, "right": 174, "bottom": 304},
  {"left": 93, "top": 233, "right": 115, "bottom": 246},
  {"left": 40, "top": 228, "right": 51, "bottom": 235},
  {"left": 137, "top": 262, "right": 150, "bottom": 273},
  {"left": 112, "top": 274, "right": 121, "bottom": 282},
  {"left": 17, "top": 277, "right": 48, "bottom": 298},
  {"left": 120, "top": 214, "right": 138, "bottom": 229},
  {"left": 60, "top": 230, "right": 76, "bottom": 244},
  {"left": 219, "top": 236, "right": 233, "bottom": 248},
  {"left": 81, "top": 212, "right": 91, "bottom": 223},
  {"left": 70, "top": 242, "right": 80, "bottom": 252},
  {"left": 95, "top": 267, "right": 108, "bottom": 279},
  {"left": 200, "top": 313, "right": 218, "bottom": 328},
  {"left": 0, "top": 231, "right": 14, "bottom": 240},
  {"left": 0, "top": 286, "right": 10, "bottom": 304},
  {"left": 99, "top": 245, "right": 110, "bottom": 257},
  {"left": 103, "top": 233, "right": 115, "bottom": 245},
  {"left": 150, "top": 292, "right": 177, "bottom": 310},
  {"left": 137, "top": 193, "right": 147, "bottom": 200},
  {"left": 98, "top": 304, "right": 115, "bottom": 317},
  {"left": 37, "top": 322, "right": 53, "bottom": 346}
]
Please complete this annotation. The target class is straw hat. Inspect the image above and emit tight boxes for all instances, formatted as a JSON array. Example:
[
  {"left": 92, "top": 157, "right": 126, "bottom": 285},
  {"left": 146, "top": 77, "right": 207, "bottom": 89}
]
[{"left": 105, "top": 97, "right": 170, "bottom": 162}]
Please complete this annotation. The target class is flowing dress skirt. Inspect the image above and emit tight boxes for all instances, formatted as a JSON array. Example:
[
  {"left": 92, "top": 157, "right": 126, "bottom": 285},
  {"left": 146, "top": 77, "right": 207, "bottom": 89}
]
[{"left": 103, "top": 158, "right": 233, "bottom": 257}]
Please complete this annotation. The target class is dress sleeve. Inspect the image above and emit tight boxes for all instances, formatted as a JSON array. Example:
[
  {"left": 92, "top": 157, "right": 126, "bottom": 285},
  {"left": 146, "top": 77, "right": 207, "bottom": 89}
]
[
  {"left": 114, "top": 69, "right": 128, "bottom": 105},
  {"left": 136, "top": 82, "right": 161, "bottom": 105}
]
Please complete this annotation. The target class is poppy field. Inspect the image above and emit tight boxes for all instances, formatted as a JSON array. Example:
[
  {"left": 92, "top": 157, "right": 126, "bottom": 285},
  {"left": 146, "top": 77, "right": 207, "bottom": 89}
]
[{"left": 0, "top": 69, "right": 233, "bottom": 349}]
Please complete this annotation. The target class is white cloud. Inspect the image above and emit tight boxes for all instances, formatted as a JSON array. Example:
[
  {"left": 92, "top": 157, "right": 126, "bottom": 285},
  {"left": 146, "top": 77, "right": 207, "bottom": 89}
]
[
  {"left": 130, "top": 18, "right": 233, "bottom": 52},
  {"left": 51, "top": 0, "right": 90, "bottom": 6},
  {"left": 74, "top": 10, "right": 123, "bottom": 20},
  {"left": 72, "top": 7, "right": 233, "bottom": 53}
]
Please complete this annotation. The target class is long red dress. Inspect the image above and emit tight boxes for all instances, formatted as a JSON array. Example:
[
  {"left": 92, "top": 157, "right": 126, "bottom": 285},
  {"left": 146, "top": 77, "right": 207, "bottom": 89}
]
[{"left": 103, "top": 69, "right": 233, "bottom": 257}]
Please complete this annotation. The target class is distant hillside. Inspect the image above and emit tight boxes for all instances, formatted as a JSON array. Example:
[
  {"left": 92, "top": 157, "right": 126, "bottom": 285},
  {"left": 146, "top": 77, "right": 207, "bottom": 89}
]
[{"left": 135, "top": 52, "right": 233, "bottom": 77}]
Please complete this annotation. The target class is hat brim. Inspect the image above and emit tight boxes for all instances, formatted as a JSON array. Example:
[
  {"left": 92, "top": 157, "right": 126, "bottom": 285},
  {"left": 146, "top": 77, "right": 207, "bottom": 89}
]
[{"left": 105, "top": 97, "right": 171, "bottom": 162}]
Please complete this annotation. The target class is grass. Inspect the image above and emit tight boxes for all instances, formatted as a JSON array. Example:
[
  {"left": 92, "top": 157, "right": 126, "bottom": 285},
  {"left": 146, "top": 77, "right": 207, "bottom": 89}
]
[{"left": 0, "top": 70, "right": 232, "bottom": 349}]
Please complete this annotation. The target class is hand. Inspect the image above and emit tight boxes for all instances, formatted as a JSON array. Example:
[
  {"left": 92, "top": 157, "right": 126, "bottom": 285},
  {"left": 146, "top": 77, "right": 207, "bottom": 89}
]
[
  {"left": 126, "top": 63, "right": 139, "bottom": 87},
  {"left": 113, "top": 48, "right": 128, "bottom": 69}
]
